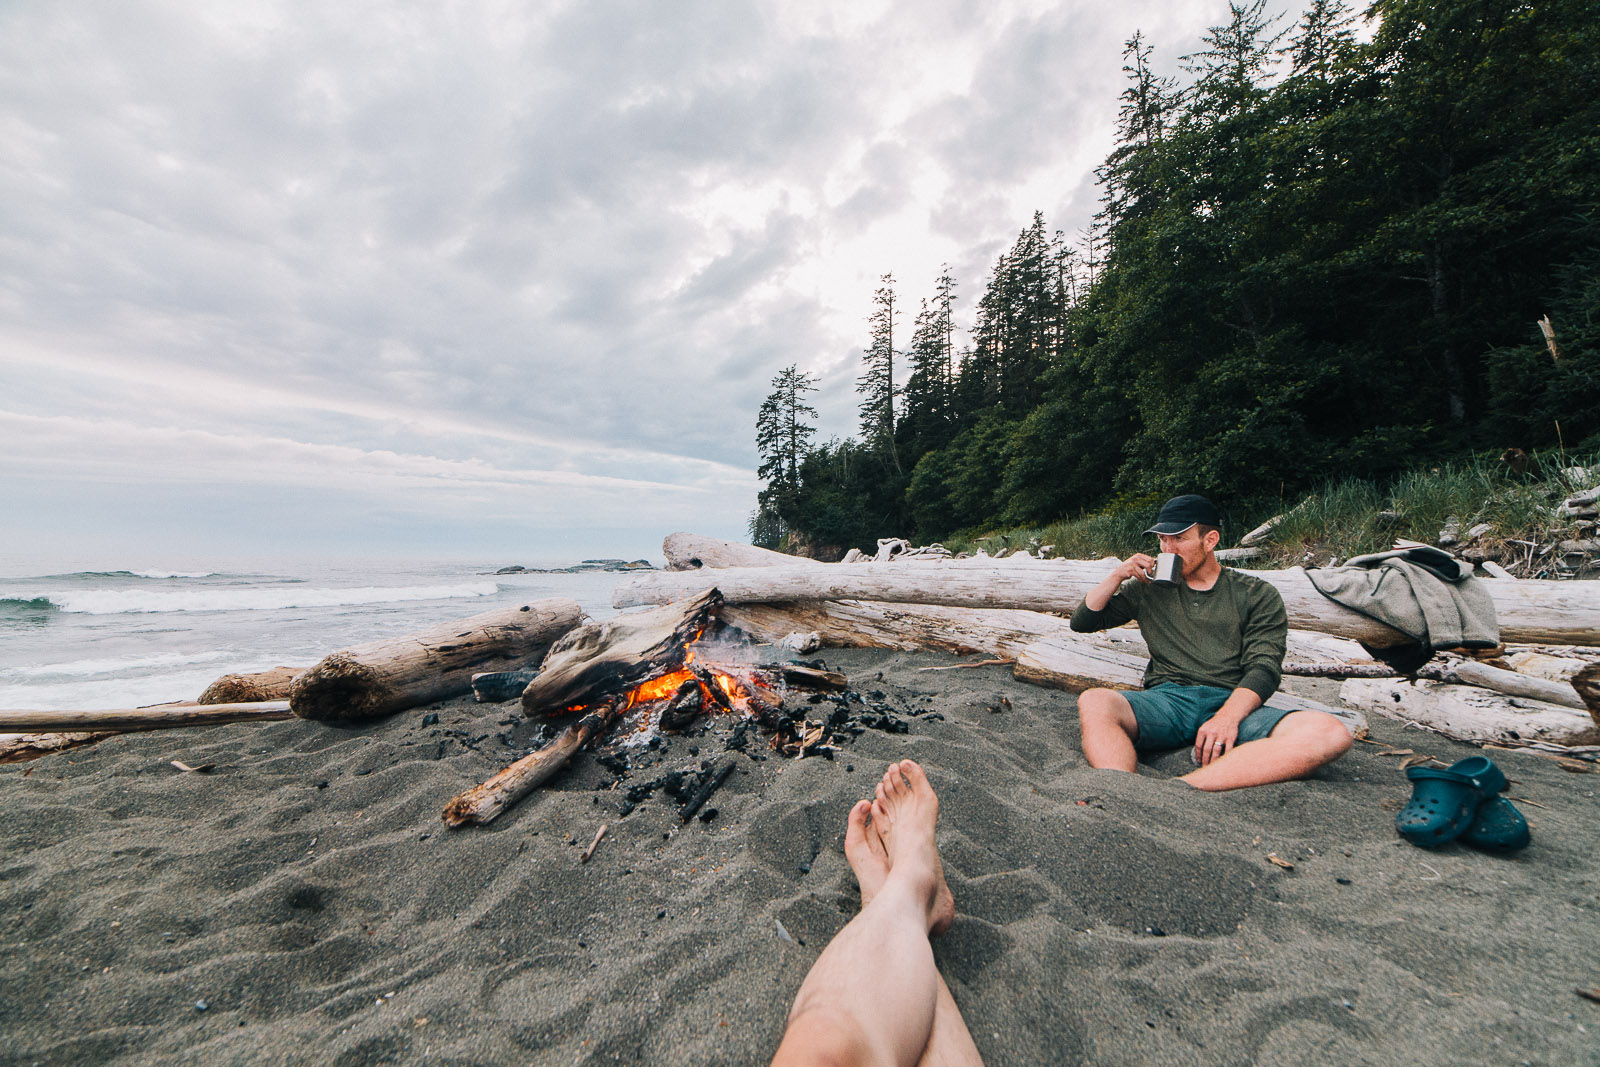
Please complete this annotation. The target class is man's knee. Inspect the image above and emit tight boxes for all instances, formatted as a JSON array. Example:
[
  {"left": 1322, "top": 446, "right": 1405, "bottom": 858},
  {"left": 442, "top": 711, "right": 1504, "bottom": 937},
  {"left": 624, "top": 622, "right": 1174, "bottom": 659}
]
[
  {"left": 1078, "top": 688, "right": 1127, "bottom": 723},
  {"left": 1279, "top": 711, "right": 1353, "bottom": 762}
]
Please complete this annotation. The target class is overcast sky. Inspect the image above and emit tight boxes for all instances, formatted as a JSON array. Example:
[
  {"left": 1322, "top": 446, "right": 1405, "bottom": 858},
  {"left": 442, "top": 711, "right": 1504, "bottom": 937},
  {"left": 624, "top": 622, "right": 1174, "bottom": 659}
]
[{"left": 1, "top": 0, "right": 1225, "bottom": 565}]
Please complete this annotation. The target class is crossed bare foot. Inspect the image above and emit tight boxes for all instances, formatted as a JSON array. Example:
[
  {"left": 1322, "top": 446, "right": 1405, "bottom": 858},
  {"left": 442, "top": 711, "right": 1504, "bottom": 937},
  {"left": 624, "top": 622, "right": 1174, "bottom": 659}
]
[{"left": 843, "top": 759, "right": 955, "bottom": 937}]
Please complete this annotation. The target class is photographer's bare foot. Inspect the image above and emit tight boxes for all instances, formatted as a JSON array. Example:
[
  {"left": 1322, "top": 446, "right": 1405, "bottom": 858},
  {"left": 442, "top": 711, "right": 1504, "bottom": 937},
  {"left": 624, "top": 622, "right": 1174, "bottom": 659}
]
[
  {"left": 844, "top": 799, "right": 890, "bottom": 903},
  {"left": 870, "top": 760, "right": 956, "bottom": 936}
]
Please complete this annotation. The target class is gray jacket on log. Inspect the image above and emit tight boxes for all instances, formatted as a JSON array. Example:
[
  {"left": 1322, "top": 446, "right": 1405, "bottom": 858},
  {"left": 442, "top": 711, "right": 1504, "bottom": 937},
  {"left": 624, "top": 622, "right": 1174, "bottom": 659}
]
[{"left": 1307, "top": 547, "right": 1499, "bottom": 659}]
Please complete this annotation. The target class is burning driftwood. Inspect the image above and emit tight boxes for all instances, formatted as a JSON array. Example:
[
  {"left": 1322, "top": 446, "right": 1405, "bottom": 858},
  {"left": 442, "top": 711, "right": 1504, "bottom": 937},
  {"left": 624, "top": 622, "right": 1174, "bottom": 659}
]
[
  {"left": 291, "top": 599, "right": 582, "bottom": 722},
  {"left": 441, "top": 589, "right": 852, "bottom": 827},
  {"left": 442, "top": 698, "right": 625, "bottom": 827}
]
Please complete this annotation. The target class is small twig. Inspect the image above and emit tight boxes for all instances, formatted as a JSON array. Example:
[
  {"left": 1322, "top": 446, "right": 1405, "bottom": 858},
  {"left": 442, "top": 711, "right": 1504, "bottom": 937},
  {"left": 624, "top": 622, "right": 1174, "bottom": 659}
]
[
  {"left": 917, "top": 658, "right": 1016, "bottom": 671},
  {"left": 580, "top": 823, "right": 608, "bottom": 864},
  {"left": 1508, "top": 796, "right": 1549, "bottom": 810},
  {"left": 1576, "top": 987, "right": 1600, "bottom": 1005},
  {"left": 1419, "top": 863, "right": 1442, "bottom": 881}
]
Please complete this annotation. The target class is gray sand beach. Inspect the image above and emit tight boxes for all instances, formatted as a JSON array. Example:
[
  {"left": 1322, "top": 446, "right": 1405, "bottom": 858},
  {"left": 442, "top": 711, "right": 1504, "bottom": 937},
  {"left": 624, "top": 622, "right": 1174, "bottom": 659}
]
[{"left": 2, "top": 647, "right": 1597, "bottom": 1066}]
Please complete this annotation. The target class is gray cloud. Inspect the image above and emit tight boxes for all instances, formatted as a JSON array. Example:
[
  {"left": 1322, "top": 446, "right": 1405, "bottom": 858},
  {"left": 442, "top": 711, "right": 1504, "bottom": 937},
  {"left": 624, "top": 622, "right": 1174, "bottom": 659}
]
[{"left": 0, "top": 0, "right": 1221, "bottom": 561}]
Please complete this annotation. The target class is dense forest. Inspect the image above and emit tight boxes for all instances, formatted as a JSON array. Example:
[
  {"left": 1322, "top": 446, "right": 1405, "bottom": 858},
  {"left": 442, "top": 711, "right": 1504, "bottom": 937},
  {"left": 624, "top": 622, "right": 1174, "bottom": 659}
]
[{"left": 751, "top": 0, "right": 1600, "bottom": 557}]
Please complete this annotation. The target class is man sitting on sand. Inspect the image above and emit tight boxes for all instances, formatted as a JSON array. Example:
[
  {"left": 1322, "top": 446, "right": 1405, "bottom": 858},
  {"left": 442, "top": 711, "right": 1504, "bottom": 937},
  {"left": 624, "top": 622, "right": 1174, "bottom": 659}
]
[
  {"left": 772, "top": 760, "right": 983, "bottom": 1067},
  {"left": 1070, "top": 494, "right": 1352, "bottom": 791}
]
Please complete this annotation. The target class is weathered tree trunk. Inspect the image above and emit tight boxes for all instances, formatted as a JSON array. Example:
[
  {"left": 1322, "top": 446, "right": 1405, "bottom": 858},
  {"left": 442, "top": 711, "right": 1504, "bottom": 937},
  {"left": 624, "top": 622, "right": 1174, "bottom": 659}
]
[
  {"left": 0, "top": 732, "right": 117, "bottom": 764},
  {"left": 723, "top": 599, "right": 1072, "bottom": 658},
  {"left": 1422, "top": 660, "right": 1589, "bottom": 710},
  {"left": 618, "top": 563, "right": 1600, "bottom": 647},
  {"left": 0, "top": 701, "right": 292, "bottom": 732},
  {"left": 199, "top": 666, "right": 302, "bottom": 705},
  {"left": 442, "top": 700, "right": 623, "bottom": 827},
  {"left": 290, "top": 599, "right": 582, "bottom": 722},
  {"left": 663, "top": 533, "right": 823, "bottom": 571},
  {"left": 1340, "top": 678, "right": 1600, "bottom": 747},
  {"left": 520, "top": 589, "right": 722, "bottom": 716}
]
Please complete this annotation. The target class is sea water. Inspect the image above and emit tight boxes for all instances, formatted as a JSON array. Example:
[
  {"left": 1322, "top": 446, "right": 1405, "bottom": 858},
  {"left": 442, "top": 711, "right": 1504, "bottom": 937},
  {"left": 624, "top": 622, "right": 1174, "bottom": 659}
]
[{"left": 0, "top": 555, "right": 636, "bottom": 711}]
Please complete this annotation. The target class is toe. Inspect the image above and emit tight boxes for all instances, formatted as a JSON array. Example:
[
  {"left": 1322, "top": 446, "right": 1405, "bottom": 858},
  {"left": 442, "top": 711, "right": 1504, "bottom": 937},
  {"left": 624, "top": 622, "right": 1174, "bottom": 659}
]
[
  {"left": 845, "top": 799, "right": 872, "bottom": 851},
  {"left": 899, "top": 760, "right": 935, "bottom": 802}
]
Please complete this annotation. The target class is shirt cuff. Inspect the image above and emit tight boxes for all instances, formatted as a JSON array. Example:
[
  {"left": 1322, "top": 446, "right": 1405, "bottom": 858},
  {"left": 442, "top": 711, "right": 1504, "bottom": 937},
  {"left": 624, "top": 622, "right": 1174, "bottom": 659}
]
[{"left": 1239, "top": 666, "right": 1279, "bottom": 704}]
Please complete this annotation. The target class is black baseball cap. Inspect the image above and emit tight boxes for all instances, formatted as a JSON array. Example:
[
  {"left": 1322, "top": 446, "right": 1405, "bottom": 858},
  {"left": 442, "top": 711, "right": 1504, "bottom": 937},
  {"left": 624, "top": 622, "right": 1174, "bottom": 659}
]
[{"left": 1145, "top": 494, "right": 1222, "bottom": 535}]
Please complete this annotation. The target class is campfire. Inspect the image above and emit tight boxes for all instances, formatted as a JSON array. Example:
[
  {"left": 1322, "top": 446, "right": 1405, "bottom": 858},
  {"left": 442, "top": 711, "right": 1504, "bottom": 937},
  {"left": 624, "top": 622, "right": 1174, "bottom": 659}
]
[{"left": 442, "top": 589, "right": 849, "bottom": 827}]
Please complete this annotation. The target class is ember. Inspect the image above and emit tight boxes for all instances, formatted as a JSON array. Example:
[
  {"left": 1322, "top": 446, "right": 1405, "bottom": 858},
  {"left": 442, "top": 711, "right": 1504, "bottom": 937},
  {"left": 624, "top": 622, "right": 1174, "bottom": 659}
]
[{"left": 442, "top": 589, "right": 853, "bottom": 827}]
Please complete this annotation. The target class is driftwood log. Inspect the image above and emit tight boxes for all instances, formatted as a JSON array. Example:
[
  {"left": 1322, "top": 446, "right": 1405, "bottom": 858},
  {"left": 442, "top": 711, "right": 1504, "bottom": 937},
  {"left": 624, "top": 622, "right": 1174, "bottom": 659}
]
[
  {"left": 1419, "top": 660, "right": 1590, "bottom": 711},
  {"left": 1340, "top": 679, "right": 1600, "bottom": 747},
  {"left": 290, "top": 599, "right": 582, "bottom": 722},
  {"left": 0, "top": 731, "right": 117, "bottom": 764},
  {"left": 199, "top": 666, "right": 302, "bottom": 705},
  {"left": 473, "top": 670, "right": 539, "bottom": 703},
  {"left": 0, "top": 701, "right": 292, "bottom": 732},
  {"left": 617, "top": 561, "right": 1600, "bottom": 647},
  {"left": 442, "top": 699, "right": 624, "bottom": 827},
  {"left": 519, "top": 589, "right": 722, "bottom": 715}
]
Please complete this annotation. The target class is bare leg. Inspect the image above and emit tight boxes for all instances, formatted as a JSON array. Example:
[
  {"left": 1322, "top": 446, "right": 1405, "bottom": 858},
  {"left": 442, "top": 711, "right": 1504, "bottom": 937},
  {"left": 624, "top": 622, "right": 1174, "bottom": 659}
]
[
  {"left": 1077, "top": 688, "right": 1139, "bottom": 772},
  {"left": 840, "top": 794, "right": 978, "bottom": 1067},
  {"left": 772, "top": 761, "right": 978, "bottom": 1067},
  {"left": 1179, "top": 710, "right": 1353, "bottom": 791}
]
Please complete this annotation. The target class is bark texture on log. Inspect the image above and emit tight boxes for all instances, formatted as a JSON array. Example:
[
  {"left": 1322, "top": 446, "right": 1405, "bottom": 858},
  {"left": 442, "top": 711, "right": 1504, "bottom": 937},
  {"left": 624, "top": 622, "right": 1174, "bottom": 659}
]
[
  {"left": 617, "top": 562, "right": 1600, "bottom": 647},
  {"left": 520, "top": 589, "right": 721, "bottom": 716},
  {"left": 442, "top": 701, "right": 622, "bottom": 827},
  {"left": 0, "top": 731, "right": 116, "bottom": 764},
  {"left": 0, "top": 701, "right": 292, "bottom": 732},
  {"left": 199, "top": 666, "right": 301, "bottom": 705},
  {"left": 1340, "top": 678, "right": 1600, "bottom": 746},
  {"left": 1574, "top": 663, "right": 1600, "bottom": 722},
  {"left": 290, "top": 599, "right": 582, "bottom": 722}
]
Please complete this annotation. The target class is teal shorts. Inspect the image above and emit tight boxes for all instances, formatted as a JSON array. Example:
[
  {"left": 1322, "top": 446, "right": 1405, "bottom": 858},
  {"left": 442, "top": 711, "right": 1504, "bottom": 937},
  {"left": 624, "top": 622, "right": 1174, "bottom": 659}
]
[{"left": 1123, "top": 683, "right": 1295, "bottom": 754}]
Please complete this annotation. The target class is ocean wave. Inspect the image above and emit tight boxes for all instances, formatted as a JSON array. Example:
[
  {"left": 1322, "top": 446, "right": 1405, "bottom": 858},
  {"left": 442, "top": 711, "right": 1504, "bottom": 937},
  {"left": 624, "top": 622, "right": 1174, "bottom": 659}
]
[
  {"left": 0, "top": 649, "right": 239, "bottom": 681},
  {"left": 0, "top": 596, "right": 55, "bottom": 612},
  {"left": 35, "top": 570, "right": 230, "bottom": 581},
  {"left": 3, "top": 582, "right": 500, "bottom": 616}
]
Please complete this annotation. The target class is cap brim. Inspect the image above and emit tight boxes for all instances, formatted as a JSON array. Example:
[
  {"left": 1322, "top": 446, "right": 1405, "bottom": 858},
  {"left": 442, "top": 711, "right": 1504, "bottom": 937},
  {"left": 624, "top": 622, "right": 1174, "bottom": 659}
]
[{"left": 1145, "top": 521, "right": 1198, "bottom": 536}]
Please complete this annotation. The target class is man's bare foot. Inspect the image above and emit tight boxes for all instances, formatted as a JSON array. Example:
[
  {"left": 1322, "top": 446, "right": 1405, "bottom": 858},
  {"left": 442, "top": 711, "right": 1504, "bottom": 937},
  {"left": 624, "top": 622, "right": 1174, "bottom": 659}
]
[{"left": 870, "top": 760, "right": 956, "bottom": 936}]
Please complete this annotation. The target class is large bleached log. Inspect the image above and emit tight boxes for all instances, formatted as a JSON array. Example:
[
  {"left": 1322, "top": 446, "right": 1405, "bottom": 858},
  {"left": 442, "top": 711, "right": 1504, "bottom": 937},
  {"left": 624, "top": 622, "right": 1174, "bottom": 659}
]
[
  {"left": 1340, "top": 678, "right": 1600, "bottom": 746},
  {"left": 442, "top": 699, "right": 624, "bottom": 827},
  {"left": 520, "top": 589, "right": 722, "bottom": 715},
  {"left": 616, "top": 562, "right": 1600, "bottom": 647},
  {"left": 0, "top": 701, "right": 292, "bottom": 732},
  {"left": 290, "top": 599, "right": 583, "bottom": 722},
  {"left": 199, "top": 666, "right": 302, "bottom": 705},
  {"left": 723, "top": 599, "right": 1072, "bottom": 657},
  {"left": 663, "top": 533, "right": 823, "bottom": 571}
]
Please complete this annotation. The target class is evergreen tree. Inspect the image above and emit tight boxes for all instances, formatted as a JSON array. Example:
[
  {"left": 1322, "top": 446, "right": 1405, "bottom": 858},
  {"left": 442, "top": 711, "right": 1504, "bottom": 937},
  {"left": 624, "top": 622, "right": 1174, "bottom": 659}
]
[
  {"left": 856, "top": 275, "right": 901, "bottom": 472},
  {"left": 751, "top": 365, "right": 818, "bottom": 549}
]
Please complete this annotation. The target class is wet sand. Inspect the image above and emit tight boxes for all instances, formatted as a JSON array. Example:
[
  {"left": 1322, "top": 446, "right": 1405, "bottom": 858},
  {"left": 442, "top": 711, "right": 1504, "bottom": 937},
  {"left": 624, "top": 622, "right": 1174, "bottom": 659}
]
[{"left": 2, "top": 647, "right": 1597, "bottom": 1065}]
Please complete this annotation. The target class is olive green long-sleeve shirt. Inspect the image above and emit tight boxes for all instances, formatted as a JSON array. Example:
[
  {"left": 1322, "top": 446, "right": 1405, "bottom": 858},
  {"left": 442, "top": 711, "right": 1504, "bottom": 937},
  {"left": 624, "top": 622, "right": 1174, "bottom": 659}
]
[{"left": 1069, "top": 568, "right": 1287, "bottom": 703}]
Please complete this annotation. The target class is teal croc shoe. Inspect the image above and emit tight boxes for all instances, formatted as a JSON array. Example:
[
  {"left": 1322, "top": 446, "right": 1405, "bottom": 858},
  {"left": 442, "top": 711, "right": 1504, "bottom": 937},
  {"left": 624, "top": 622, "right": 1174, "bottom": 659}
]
[
  {"left": 1396, "top": 757, "right": 1507, "bottom": 848},
  {"left": 1440, "top": 756, "right": 1528, "bottom": 851},
  {"left": 1460, "top": 795, "right": 1531, "bottom": 852}
]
